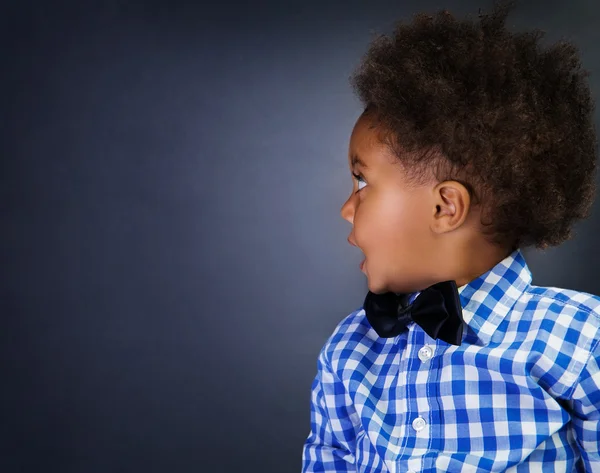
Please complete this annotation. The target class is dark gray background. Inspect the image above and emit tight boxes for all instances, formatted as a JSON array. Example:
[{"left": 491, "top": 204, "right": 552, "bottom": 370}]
[{"left": 2, "top": 1, "right": 599, "bottom": 472}]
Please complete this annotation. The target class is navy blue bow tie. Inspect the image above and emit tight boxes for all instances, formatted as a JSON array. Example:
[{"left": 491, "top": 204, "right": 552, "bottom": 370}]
[{"left": 363, "top": 280, "right": 465, "bottom": 346}]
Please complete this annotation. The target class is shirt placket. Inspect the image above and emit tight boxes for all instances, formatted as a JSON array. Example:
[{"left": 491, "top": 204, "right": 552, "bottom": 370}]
[{"left": 398, "top": 325, "right": 443, "bottom": 473}]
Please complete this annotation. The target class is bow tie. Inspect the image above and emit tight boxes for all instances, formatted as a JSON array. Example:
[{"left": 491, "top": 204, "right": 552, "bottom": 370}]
[{"left": 363, "top": 280, "right": 465, "bottom": 346}]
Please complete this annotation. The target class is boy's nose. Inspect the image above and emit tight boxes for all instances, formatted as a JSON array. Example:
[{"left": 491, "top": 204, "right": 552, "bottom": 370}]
[{"left": 340, "top": 197, "right": 355, "bottom": 224}]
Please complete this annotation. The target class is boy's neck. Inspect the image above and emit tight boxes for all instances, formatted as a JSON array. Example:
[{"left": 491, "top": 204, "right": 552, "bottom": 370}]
[{"left": 451, "top": 240, "right": 515, "bottom": 288}]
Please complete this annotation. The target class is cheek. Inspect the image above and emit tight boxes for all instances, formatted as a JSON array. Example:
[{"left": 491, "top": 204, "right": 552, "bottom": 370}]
[{"left": 363, "top": 192, "right": 430, "bottom": 248}]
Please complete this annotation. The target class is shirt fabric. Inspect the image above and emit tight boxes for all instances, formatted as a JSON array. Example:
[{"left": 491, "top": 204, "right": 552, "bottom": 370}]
[{"left": 301, "top": 248, "right": 600, "bottom": 472}]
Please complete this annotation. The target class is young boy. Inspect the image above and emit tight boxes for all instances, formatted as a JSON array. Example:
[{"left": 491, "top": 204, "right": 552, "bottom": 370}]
[{"left": 301, "top": 1, "right": 600, "bottom": 472}]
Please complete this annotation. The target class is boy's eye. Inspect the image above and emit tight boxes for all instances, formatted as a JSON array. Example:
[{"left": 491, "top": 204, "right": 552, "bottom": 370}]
[{"left": 352, "top": 172, "right": 367, "bottom": 191}]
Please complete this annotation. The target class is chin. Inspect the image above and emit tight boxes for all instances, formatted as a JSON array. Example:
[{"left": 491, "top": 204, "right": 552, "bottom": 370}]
[
  {"left": 366, "top": 278, "right": 391, "bottom": 295},
  {"left": 367, "top": 274, "right": 421, "bottom": 296}
]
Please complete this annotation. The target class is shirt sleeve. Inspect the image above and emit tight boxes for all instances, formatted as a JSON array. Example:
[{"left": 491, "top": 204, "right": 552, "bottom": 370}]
[
  {"left": 570, "top": 339, "right": 600, "bottom": 472},
  {"left": 301, "top": 347, "right": 357, "bottom": 472}
]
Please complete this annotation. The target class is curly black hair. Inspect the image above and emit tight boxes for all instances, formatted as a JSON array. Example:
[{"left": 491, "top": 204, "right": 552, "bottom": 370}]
[{"left": 349, "top": 0, "right": 597, "bottom": 250}]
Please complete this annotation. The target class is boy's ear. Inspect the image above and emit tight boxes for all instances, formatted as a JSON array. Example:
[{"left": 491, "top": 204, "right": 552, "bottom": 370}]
[{"left": 430, "top": 181, "right": 471, "bottom": 233}]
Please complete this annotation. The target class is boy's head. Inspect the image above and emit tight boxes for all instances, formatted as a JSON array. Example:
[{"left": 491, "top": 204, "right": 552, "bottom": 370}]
[{"left": 341, "top": 0, "right": 597, "bottom": 295}]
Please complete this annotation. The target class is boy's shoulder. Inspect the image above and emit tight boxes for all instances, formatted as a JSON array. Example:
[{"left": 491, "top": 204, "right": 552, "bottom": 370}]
[
  {"left": 318, "top": 307, "right": 379, "bottom": 368},
  {"left": 527, "top": 283, "right": 600, "bottom": 310},
  {"left": 519, "top": 284, "right": 600, "bottom": 361},
  {"left": 522, "top": 283, "right": 600, "bottom": 333}
]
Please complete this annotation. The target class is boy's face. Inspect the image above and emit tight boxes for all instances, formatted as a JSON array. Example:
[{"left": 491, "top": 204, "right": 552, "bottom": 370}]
[{"left": 341, "top": 111, "right": 442, "bottom": 295}]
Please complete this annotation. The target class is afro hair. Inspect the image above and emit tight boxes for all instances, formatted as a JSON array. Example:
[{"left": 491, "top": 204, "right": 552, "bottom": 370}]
[{"left": 349, "top": 0, "right": 597, "bottom": 250}]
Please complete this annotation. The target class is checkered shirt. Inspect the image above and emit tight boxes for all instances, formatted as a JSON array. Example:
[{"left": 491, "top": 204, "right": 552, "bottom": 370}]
[{"left": 301, "top": 248, "right": 600, "bottom": 472}]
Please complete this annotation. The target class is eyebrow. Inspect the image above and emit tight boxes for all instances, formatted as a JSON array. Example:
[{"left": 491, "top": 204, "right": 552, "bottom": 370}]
[{"left": 351, "top": 154, "right": 368, "bottom": 169}]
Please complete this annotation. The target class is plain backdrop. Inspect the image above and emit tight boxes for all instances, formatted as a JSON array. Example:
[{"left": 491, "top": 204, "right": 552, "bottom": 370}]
[{"left": 2, "top": 0, "right": 600, "bottom": 472}]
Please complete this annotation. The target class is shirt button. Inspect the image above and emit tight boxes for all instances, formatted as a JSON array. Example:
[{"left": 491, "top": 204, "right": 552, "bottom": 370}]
[
  {"left": 418, "top": 345, "right": 433, "bottom": 362},
  {"left": 412, "top": 416, "right": 427, "bottom": 432}
]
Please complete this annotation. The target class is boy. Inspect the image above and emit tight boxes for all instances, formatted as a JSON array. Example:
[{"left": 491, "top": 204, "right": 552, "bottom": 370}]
[{"left": 301, "top": 1, "right": 600, "bottom": 472}]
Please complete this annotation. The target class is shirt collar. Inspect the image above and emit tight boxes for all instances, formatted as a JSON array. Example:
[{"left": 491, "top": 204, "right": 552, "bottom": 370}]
[{"left": 457, "top": 247, "right": 532, "bottom": 345}]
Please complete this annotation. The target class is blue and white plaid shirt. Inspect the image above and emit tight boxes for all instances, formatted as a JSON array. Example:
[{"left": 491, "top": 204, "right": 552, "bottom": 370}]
[{"left": 301, "top": 248, "right": 600, "bottom": 472}]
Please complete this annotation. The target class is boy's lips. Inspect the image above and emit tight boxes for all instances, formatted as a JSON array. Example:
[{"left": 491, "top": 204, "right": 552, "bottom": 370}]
[{"left": 348, "top": 236, "right": 366, "bottom": 271}]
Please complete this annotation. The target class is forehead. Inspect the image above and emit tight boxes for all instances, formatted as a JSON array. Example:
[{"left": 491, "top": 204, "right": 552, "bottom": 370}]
[{"left": 348, "top": 113, "right": 395, "bottom": 169}]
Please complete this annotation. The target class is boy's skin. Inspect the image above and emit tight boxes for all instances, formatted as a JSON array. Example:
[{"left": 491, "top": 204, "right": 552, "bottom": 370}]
[{"left": 341, "top": 109, "right": 514, "bottom": 295}]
